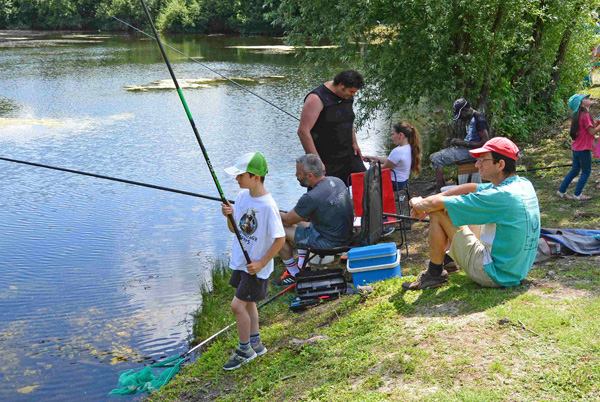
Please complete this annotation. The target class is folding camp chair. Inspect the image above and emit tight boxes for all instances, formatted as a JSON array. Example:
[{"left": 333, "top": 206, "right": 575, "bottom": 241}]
[
  {"left": 347, "top": 166, "right": 410, "bottom": 261},
  {"left": 298, "top": 161, "right": 384, "bottom": 270},
  {"left": 389, "top": 170, "right": 411, "bottom": 218},
  {"left": 381, "top": 169, "right": 409, "bottom": 261}
]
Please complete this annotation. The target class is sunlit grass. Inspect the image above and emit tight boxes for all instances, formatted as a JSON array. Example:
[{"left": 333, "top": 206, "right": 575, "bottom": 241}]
[{"left": 150, "top": 126, "right": 600, "bottom": 401}]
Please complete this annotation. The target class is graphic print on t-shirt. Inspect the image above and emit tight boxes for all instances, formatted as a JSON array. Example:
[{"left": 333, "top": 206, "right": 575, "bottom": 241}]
[
  {"left": 239, "top": 208, "right": 259, "bottom": 235},
  {"left": 522, "top": 195, "right": 540, "bottom": 251}
]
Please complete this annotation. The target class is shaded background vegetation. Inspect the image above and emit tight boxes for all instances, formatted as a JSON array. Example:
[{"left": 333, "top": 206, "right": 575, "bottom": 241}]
[
  {"left": 2, "top": 0, "right": 600, "bottom": 146},
  {"left": 279, "top": 0, "right": 600, "bottom": 144},
  {"left": 0, "top": 0, "right": 284, "bottom": 35}
]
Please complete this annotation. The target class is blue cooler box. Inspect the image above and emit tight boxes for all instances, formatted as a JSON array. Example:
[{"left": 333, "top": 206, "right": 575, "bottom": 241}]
[{"left": 346, "top": 243, "right": 401, "bottom": 286}]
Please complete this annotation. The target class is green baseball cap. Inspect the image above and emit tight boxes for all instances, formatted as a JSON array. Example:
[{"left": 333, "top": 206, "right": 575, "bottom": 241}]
[
  {"left": 568, "top": 93, "right": 589, "bottom": 114},
  {"left": 224, "top": 152, "right": 268, "bottom": 177}
]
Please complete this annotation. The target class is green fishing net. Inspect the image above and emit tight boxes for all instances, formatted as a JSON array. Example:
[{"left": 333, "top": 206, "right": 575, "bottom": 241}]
[{"left": 108, "top": 354, "right": 185, "bottom": 396}]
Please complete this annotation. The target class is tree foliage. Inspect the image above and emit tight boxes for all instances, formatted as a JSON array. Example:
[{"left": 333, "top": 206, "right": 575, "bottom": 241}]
[
  {"left": 279, "top": 0, "right": 600, "bottom": 141},
  {"left": 0, "top": 0, "right": 284, "bottom": 34}
]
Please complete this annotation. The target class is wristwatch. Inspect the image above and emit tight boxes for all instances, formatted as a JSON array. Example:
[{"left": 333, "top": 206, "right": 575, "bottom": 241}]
[{"left": 465, "top": 140, "right": 471, "bottom": 147}]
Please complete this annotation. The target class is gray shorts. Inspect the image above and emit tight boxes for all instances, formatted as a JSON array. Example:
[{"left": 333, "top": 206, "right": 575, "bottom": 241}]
[
  {"left": 430, "top": 147, "right": 474, "bottom": 168},
  {"left": 229, "top": 270, "right": 269, "bottom": 302},
  {"left": 294, "top": 225, "right": 334, "bottom": 249}
]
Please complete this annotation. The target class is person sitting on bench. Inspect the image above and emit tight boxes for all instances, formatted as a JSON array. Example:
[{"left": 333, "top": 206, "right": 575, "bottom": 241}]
[
  {"left": 430, "top": 98, "right": 489, "bottom": 192},
  {"left": 275, "top": 154, "right": 354, "bottom": 285}
]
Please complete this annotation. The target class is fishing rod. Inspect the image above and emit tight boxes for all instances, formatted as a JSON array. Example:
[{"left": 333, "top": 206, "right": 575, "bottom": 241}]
[
  {"left": 383, "top": 212, "right": 430, "bottom": 223},
  {"left": 0, "top": 156, "right": 233, "bottom": 204},
  {"left": 110, "top": 15, "right": 300, "bottom": 122},
  {"left": 139, "top": 0, "right": 251, "bottom": 264},
  {"left": 517, "top": 159, "right": 600, "bottom": 173},
  {"left": 1, "top": 156, "right": 423, "bottom": 225},
  {"left": 184, "top": 283, "right": 296, "bottom": 358},
  {"left": 109, "top": 281, "right": 297, "bottom": 395}
]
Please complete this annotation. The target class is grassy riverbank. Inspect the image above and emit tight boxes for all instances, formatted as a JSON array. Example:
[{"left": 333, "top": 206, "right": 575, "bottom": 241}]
[{"left": 149, "top": 117, "right": 600, "bottom": 401}]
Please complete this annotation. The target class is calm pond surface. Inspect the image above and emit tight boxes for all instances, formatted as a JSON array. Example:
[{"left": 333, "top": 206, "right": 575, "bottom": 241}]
[{"left": 0, "top": 30, "right": 389, "bottom": 400}]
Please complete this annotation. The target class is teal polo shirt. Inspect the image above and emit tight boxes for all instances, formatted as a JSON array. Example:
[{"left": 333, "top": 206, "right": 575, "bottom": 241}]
[{"left": 443, "top": 176, "right": 540, "bottom": 286}]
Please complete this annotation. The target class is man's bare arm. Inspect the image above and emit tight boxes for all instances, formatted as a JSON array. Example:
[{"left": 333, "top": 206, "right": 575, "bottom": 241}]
[
  {"left": 410, "top": 183, "right": 478, "bottom": 217},
  {"left": 469, "top": 128, "right": 489, "bottom": 148},
  {"left": 280, "top": 209, "right": 304, "bottom": 227},
  {"left": 451, "top": 128, "right": 489, "bottom": 148},
  {"left": 440, "top": 183, "right": 478, "bottom": 196},
  {"left": 352, "top": 126, "right": 362, "bottom": 158},
  {"left": 298, "top": 94, "right": 323, "bottom": 156}
]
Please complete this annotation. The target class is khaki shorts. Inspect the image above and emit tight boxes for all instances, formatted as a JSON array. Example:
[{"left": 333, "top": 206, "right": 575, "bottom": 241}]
[{"left": 448, "top": 227, "right": 500, "bottom": 288}]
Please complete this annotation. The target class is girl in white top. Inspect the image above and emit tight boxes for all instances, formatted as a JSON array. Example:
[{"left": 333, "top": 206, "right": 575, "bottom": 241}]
[{"left": 363, "top": 122, "right": 422, "bottom": 190}]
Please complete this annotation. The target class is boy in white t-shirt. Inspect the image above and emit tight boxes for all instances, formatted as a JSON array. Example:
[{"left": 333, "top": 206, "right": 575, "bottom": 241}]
[{"left": 220, "top": 152, "right": 285, "bottom": 370}]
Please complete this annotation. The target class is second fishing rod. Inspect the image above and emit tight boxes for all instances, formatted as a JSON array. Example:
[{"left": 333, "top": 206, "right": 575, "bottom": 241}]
[{"left": 139, "top": 0, "right": 251, "bottom": 264}]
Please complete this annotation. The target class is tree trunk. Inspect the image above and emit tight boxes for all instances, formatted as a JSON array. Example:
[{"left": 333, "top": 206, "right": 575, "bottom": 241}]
[
  {"left": 512, "top": 0, "right": 547, "bottom": 102},
  {"left": 451, "top": 1, "right": 472, "bottom": 95},
  {"left": 543, "top": 0, "right": 585, "bottom": 107},
  {"left": 478, "top": 4, "right": 505, "bottom": 112}
]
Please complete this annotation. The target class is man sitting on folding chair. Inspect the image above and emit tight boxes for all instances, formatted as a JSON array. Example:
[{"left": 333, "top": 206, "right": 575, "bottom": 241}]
[{"left": 275, "top": 154, "right": 354, "bottom": 285}]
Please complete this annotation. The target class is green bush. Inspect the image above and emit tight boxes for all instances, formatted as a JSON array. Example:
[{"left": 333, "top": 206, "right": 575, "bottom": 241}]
[
  {"left": 2, "top": 0, "right": 285, "bottom": 34},
  {"left": 279, "top": 0, "right": 600, "bottom": 144}
]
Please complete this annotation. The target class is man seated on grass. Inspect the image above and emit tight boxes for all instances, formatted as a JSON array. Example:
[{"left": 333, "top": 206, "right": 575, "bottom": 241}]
[
  {"left": 275, "top": 154, "right": 354, "bottom": 285},
  {"left": 403, "top": 137, "right": 541, "bottom": 290}
]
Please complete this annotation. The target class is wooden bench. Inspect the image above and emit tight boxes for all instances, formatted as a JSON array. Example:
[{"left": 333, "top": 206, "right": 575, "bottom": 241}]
[{"left": 456, "top": 159, "right": 481, "bottom": 184}]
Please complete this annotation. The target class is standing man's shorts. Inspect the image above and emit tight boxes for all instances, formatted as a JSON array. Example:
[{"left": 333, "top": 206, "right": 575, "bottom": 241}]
[
  {"left": 229, "top": 270, "right": 269, "bottom": 302},
  {"left": 430, "top": 147, "right": 474, "bottom": 168},
  {"left": 448, "top": 227, "right": 500, "bottom": 288},
  {"left": 294, "top": 224, "right": 337, "bottom": 249},
  {"left": 325, "top": 154, "right": 367, "bottom": 185}
]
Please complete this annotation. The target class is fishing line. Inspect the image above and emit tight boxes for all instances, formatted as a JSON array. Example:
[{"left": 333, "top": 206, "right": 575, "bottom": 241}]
[
  {"left": 139, "top": 0, "right": 252, "bottom": 264},
  {"left": 110, "top": 15, "right": 300, "bottom": 122}
]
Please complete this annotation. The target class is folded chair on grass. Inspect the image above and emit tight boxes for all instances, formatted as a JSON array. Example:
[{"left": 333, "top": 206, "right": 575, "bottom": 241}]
[{"left": 350, "top": 166, "right": 410, "bottom": 262}]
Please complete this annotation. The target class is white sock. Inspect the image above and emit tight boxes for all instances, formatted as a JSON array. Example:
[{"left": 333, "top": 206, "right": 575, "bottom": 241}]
[
  {"left": 297, "top": 249, "right": 308, "bottom": 269},
  {"left": 288, "top": 264, "right": 300, "bottom": 276},
  {"left": 284, "top": 258, "right": 299, "bottom": 276}
]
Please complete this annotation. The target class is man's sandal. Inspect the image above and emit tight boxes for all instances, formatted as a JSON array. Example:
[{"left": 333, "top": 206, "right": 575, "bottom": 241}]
[{"left": 573, "top": 194, "right": 592, "bottom": 200}]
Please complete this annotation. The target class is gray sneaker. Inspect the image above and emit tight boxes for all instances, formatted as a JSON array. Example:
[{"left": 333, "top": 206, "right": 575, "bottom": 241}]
[
  {"left": 402, "top": 269, "right": 449, "bottom": 291},
  {"left": 222, "top": 348, "right": 257, "bottom": 371},
  {"left": 252, "top": 342, "right": 268, "bottom": 356}
]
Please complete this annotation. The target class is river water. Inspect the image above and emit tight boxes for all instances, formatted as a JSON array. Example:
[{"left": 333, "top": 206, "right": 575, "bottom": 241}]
[{"left": 0, "top": 31, "right": 389, "bottom": 400}]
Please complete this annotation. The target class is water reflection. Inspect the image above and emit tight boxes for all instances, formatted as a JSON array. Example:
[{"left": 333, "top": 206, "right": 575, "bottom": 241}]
[{"left": 0, "top": 30, "right": 390, "bottom": 400}]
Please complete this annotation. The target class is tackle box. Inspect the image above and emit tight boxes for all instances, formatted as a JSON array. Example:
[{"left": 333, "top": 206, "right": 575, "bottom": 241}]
[{"left": 295, "top": 268, "right": 347, "bottom": 300}]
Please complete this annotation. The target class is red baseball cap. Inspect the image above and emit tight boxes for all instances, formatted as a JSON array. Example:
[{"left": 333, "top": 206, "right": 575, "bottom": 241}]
[{"left": 469, "top": 137, "right": 519, "bottom": 160}]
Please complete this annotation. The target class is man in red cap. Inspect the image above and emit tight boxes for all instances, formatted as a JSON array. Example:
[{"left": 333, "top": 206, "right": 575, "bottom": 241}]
[{"left": 403, "top": 137, "right": 540, "bottom": 290}]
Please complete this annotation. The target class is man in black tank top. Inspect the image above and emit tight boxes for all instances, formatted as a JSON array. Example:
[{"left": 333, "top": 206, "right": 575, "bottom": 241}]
[{"left": 297, "top": 69, "right": 367, "bottom": 184}]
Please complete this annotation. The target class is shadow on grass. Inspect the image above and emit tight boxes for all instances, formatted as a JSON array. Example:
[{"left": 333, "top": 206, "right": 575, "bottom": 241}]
[{"left": 388, "top": 272, "right": 527, "bottom": 317}]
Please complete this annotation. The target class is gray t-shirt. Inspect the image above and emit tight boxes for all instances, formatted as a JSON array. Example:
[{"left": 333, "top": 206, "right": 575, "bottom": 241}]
[{"left": 293, "top": 177, "right": 354, "bottom": 245}]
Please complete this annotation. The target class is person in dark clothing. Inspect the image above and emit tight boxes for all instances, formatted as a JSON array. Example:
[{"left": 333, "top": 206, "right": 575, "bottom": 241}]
[
  {"left": 275, "top": 154, "right": 354, "bottom": 285},
  {"left": 297, "top": 69, "right": 366, "bottom": 184},
  {"left": 430, "top": 98, "right": 490, "bottom": 192}
]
